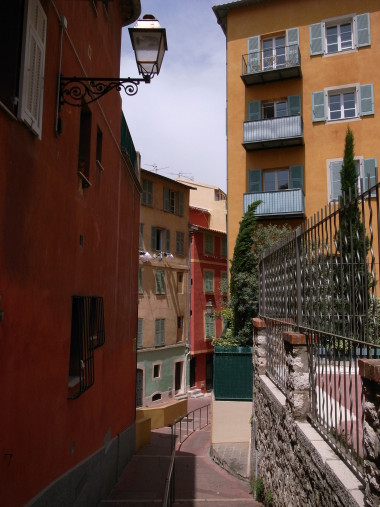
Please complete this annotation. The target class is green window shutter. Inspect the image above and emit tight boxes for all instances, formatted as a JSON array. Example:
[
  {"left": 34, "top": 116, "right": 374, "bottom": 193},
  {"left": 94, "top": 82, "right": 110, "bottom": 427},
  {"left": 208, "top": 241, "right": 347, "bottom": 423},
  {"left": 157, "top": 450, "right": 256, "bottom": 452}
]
[
  {"left": 248, "top": 169, "right": 262, "bottom": 193},
  {"left": 247, "top": 35, "right": 260, "bottom": 71},
  {"left": 205, "top": 314, "right": 215, "bottom": 339},
  {"left": 221, "top": 237, "right": 227, "bottom": 257},
  {"left": 151, "top": 226, "right": 156, "bottom": 250},
  {"left": 289, "top": 165, "right": 303, "bottom": 189},
  {"left": 160, "top": 319, "right": 165, "bottom": 346},
  {"left": 286, "top": 27, "right": 299, "bottom": 64},
  {"left": 221, "top": 272, "right": 228, "bottom": 294},
  {"left": 137, "top": 318, "right": 143, "bottom": 348},
  {"left": 155, "top": 319, "right": 161, "bottom": 346},
  {"left": 248, "top": 100, "right": 261, "bottom": 121},
  {"left": 312, "top": 91, "right": 326, "bottom": 122},
  {"left": 356, "top": 13, "right": 371, "bottom": 48},
  {"left": 359, "top": 84, "right": 374, "bottom": 116},
  {"left": 165, "top": 229, "right": 170, "bottom": 252},
  {"left": 205, "top": 271, "right": 214, "bottom": 293},
  {"left": 205, "top": 234, "right": 213, "bottom": 254},
  {"left": 363, "top": 158, "right": 377, "bottom": 195},
  {"left": 156, "top": 270, "right": 165, "bottom": 294},
  {"left": 163, "top": 187, "right": 170, "bottom": 211},
  {"left": 330, "top": 161, "right": 343, "bottom": 201},
  {"left": 138, "top": 267, "right": 143, "bottom": 294},
  {"left": 139, "top": 223, "right": 144, "bottom": 249},
  {"left": 178, "top": 191, "right": 184, "bottom": 216},
  {"left": 288, "top": 95, "right": 301, "bottom": 116},
  {"left": 310, "top": 22, "right": 323, "bottom": 55}
]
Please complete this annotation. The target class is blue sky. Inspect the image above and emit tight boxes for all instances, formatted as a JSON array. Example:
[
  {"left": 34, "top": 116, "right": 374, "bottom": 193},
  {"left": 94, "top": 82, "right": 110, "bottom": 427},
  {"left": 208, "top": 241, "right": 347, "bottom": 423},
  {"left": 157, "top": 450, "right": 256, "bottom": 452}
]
[{"left": 120, "top": 0, "right": 228, "bottom": 191}]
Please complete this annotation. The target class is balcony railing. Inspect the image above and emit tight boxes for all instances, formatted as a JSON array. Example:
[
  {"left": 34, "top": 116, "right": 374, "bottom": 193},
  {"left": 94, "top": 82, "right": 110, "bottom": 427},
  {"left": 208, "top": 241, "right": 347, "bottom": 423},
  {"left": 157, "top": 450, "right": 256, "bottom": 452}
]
[
  {"left": 243, "top": 115, "right": 303, "bottom": 150},
  {"left": 242, "top": 45, "right": 301, "bottom": 85},
  {"left": 244, "top": 188, "right": 305, "bottom": 218}
]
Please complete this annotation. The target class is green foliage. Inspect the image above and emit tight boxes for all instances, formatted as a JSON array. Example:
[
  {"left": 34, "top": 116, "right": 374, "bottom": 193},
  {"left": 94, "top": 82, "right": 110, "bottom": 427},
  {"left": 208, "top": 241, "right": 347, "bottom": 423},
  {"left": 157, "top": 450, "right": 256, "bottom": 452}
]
[
  {"left": 229, "top": 202, "right": 290, "bottom": 345},
  {"left": 252, "top": 477, "right": 265, "bottom": 502}
]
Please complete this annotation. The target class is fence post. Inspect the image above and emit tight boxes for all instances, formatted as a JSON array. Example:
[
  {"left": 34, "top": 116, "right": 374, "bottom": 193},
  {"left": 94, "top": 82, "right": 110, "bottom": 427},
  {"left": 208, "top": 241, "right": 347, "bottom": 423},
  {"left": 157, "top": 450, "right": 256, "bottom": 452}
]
[
  {"left": 283, "top": 331, "right": 309, "bottom": 420},
  {"left": 253, "top": 318, "right": 267, "bottom": 375},
  {"left": 358, "top": 359, "right": 380, "bottom": 506},
  {"left": 295, "top": 226, "right": 302, "bottom": 330}
]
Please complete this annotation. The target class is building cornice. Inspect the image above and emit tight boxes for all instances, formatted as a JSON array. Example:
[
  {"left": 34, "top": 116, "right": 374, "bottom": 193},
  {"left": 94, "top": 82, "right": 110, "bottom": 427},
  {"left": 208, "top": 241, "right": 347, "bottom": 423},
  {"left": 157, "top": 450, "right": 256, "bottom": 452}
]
[{"left": 213, "top": 0, "right": 269, "bottom": 34}]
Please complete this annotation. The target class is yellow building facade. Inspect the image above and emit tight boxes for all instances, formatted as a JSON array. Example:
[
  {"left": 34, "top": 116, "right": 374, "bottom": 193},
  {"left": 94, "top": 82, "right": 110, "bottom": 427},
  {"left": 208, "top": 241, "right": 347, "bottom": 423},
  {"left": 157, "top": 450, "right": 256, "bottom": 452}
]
[{"left": 214, "top": 0, "right": 380, "bottom": 257}]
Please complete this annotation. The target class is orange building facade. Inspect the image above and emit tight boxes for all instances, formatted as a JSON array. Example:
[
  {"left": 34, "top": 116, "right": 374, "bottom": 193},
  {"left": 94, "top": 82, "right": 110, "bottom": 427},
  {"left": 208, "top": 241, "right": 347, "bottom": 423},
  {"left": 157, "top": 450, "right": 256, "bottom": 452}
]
[
  {"left": 0, "top": 1, "right": 142, "bottom": 505},
  {"left": 213, "top": 0, "right": 380, "bottom": 258}
]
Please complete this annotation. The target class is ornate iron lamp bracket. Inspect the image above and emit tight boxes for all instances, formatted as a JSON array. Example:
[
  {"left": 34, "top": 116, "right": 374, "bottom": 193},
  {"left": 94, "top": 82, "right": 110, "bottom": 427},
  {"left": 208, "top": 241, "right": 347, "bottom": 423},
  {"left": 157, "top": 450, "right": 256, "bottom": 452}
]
[{"left": 59, "top": 75, "right": 151, "bottom": 107}]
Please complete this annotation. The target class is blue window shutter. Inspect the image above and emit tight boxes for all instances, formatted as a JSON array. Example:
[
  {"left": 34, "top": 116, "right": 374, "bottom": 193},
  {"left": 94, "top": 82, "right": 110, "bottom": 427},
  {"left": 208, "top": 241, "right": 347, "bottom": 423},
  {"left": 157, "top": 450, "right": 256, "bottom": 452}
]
[
  {"left": 356, "top": 13, "right": 371, "bottom": 48},
  {"left": 360, "top": 84, "right": 374, "bottom": 116},
  {"left": 247, "top": 36, "right": 260, "bottom": 71},
  {"left": 286, "top": 28, "right": 299, "bottom": 64},
  {"left": 312, "top": 91, "right": 326, "bottom": 122},
  {"left": 248, "top": 169, "right": 262, "bottom": 192},
  {"left": 290, "top": 165, "right": 303, "bottom": 189},
  {"left": 248, "top": 100, "right": 261, "bottom": 121},
  {"left": 288, "top": 95, "right": 301, "bottom": 116},
  {"left": 310, "top": 23, "right": 323, "bottom": 55},
  {"left": 363, "top": 158, "right": 377, "bottom": 196},
  {"left": 330, "top": 161, "right": 343, "bottom": 201}
]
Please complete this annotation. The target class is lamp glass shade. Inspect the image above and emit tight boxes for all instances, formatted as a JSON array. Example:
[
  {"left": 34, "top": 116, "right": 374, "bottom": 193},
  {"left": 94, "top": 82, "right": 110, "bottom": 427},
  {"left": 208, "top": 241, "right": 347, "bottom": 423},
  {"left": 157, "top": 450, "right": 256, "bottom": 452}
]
[
  {"left": 129, "top": 17, "right": 167, "bottom": 77},
  {"left": 206, "top": 301, "right": 214, "bottom": 315}
]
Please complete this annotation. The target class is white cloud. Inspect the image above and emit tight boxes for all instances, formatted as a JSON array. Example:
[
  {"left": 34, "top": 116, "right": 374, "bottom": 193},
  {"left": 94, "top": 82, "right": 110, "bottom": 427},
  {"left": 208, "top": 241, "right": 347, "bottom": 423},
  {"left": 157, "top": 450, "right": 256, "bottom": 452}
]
[{"left": 120, "top": 0, "right": 227, "bottom": 190}]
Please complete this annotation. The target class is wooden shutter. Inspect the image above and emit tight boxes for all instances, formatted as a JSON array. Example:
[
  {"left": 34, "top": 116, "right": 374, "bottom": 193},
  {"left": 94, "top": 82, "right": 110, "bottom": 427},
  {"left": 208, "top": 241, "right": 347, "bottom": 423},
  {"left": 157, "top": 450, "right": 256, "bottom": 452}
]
[
  {"left": 163, "top": 187, "right": 170, "bottom": 211},
  {"left": 286, "top": 27, "right": 299, "bottom": 64},
  {"left": 165, "top": 229, "right": 170, "bottom": 252},
  {"left": 137, "top": 319, "right": 143, "bottom": 348},
  {"left": 155, "top": 319, "right": 161, "bottom": 346},
  {"left": 178, "top": 191, "right": 184, "bottom": 216},
  {"left": 290, "top": 165, "right": 303, "bottom": 189},
  {"left": 330, "top": 161, "right": 343, "bottom": 201},
  {"left": 160, "top": 319, "right": 165, "bottom": 346},
  {"left": 19, "top": 0, "right": 47, "bottom": 138},
  {"left": 356, "top": 13, "right": 370, "bottom": 48},
  {"left": 312, "top": 91, "right": 326, "bottom": 122},
  {"left": 205, "top": 314, "right": 215, "bottom": 339},
  {"left": 156, "top": 270, "right": 165, "bottom": 294},
  {"left": 359, "top": 84, "right": 374, "bottom": 116},
  {"left": 363, "top": 158, "right": 377, "bottom": 196},
  {"left": 248, "top": 169, "right": 262, "bottom": 193},
  {"left": 204, "top": 271, "right": 214, "bottom": 293},
  {"left": 139, "top": 223, "right": 144, "bottom": 249},
  {"left": 151, "top": 226, "right": 157, "bottom": 250},
  {"left": 138, "top": 267, "right": 142, "bottom": 294},
  {"left": 247, "top": 35, "right": 260, "bottom": 71},
  {"left": 248, "top": 100, "right": 261, "bottom": 121},
  {"left": 309, "top": 22, "right": 323, "bottom": 55},
  {"left": 288, "top": 95, "right": 301, "bottom": 116}
]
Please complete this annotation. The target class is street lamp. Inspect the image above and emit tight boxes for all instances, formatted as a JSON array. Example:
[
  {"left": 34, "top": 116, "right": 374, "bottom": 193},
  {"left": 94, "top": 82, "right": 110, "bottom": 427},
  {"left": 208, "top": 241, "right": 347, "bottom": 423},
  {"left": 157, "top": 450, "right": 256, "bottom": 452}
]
[
  {"left": 59, "top": 14, "right": 167, "bottom": 107},
  {"left": 206, "top": 300, "right": 214, "bottom": 316}
]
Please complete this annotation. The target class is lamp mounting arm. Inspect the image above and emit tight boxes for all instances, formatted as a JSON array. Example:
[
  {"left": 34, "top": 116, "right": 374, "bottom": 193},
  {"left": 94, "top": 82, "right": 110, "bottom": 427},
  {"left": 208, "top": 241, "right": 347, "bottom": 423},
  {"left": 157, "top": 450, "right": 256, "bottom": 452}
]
[{"left": 59, "top": 75, "right": 151, "bottom": 107}]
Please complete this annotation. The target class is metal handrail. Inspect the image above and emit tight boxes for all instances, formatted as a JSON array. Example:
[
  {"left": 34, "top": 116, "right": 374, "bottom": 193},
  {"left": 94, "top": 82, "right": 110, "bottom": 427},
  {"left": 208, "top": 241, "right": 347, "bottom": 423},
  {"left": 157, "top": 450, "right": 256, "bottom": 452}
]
[{"left": 162, "top": 403, "right": 210, "bottom": 506}]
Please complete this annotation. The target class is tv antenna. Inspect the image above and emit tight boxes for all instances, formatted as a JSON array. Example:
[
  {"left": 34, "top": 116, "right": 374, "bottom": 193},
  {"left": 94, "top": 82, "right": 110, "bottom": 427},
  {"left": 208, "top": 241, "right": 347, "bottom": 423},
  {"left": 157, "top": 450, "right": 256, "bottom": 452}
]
[
  {"left": 146, "top": 163, "right": 169, "bottom": 173},
  {"left": 170, "top": 171, "right": 194, "bottom": 180}
]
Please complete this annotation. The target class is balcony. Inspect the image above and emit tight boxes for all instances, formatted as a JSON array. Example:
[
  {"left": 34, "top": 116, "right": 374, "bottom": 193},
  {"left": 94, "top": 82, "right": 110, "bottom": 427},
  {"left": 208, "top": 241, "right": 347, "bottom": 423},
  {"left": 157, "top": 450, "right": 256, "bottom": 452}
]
[
  {"left": 241, "top": 45, "right": 301, "bottom": 85},
  {"left": 243, "top": 115, "right": 303, "bottom": 151},
  {"left": 244, "top": 188, "right": 305, "bottom": 219}
]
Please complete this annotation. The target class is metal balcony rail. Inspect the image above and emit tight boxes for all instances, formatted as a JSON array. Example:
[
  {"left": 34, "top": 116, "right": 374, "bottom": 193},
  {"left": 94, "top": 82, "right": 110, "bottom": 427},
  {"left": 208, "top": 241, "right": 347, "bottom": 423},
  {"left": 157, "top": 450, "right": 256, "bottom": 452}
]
[
  {"left": 242, "top": 45, "right": 300, "bottom": 75},
  {"left": 243, "top": 115, "right": 303, "bottom": 144},
  {"left": 162, "top": 404, "right": 210, "bottom": 506},
  {"left": 244, "top": 188, "right": 305, "bottom": 217},
  {"left": 258, "top": 179, "right": 380, "bottom": 479}
]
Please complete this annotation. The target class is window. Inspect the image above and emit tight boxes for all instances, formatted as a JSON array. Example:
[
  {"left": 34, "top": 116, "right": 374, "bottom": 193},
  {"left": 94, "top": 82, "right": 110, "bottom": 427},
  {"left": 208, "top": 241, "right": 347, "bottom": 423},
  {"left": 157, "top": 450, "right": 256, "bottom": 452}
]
[
  {"left": 176, "top": 231, "right": 185, "bottom": 255},
  {"left": 204, "top": 271, "right": 214, "bottom": 293},
  {"left": 0, "top": 0, "right": 47, "bottom": 138},
  {"left": 163, "top": 188, "right": 184, "bottom": 216},
  {"left": 151, "top": 227, "right": 163, "bottom": 251},
  {"left": 221, "top": 272, "right": 228, "bottom": 294},
  {"left": 96, "top": 126, "right": 103, "bottom": 169},
  {"left": 78, "top": 105, "right": 92, "bottom": 188},
  {"left": 139, "top": 223, "right": 144, "bottom": 249},
  {"left": 153, "top": 363, "right": 161, "bottom": 379},
  {"left": 137, "top": 318, "right": 143, "bottom": 349},
  {"left": 221, "top": 237, "right": 227, "bottom": 258},
  {"left": 205, "top": 313, "right": 215, "bottom": 340},
  {"left": 263, "top": 169, "right": 289, "bottom": 191},
  {"left": 328, "top": 158, "right": 377, "bottom": 201},
  {"left": 142, "top": 179, "right": 153, "bottom": 206},
  {"left": 177, "top": 272, "right": 184, "bottom": 293},
  {"left": 262, "top": 101, "right": 287, "bottom": 119},
  {"left": 204, "top": 234, "right": 214, "bottom": 255},
  {"left": 262, "top": 35, "right": 285, "bottom": 69},
  {"left": 68, "top": 296, "right": 105, "bottom": 398},
  {"left": 312, "top": 84, "right": 374, "bottom": 122},
  {"left": 248, "top": 166, "right": 303, "bottom": 193},
  {"left": 155, "top": 269, "right": 166, "bottom": 294},
  {"left": 155, "top": 319, "right": 165, "bottom": 347},
  {"left": 310, "top": 13, "right": 370, "bottom": 56},
  {"left": 248, "top": 95, "right": 301, "bottom": 121}
]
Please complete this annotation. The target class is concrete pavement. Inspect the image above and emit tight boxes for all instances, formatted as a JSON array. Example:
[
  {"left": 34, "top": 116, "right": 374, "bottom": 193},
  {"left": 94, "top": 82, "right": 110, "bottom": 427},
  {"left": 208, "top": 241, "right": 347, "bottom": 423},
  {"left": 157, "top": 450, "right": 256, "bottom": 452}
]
[{"left": 99, "top": 394, "right": 261, "bottom": 506}]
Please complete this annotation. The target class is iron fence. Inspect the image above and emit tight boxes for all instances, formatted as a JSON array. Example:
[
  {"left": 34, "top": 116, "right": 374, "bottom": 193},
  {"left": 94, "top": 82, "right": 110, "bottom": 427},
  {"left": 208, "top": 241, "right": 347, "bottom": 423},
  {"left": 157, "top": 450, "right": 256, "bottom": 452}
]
[
  {"left": 162, "top": 404, "right": 210, "bottom": 506},
  {"left": 259, "top": 180, "right": 380, "bottom": 478},
  {"left": 242, "top": 44, "right": 300, "bottom": 75},
  {"left": 243, "top": 115, "right": 303, "bottom": 144}
]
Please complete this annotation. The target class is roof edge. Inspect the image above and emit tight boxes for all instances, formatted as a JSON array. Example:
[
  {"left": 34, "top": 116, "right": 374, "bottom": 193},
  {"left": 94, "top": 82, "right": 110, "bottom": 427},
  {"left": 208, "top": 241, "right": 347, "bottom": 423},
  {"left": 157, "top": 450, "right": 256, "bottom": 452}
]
[{"left": 213, "top": 0, "right": 268, "bottom": 34}]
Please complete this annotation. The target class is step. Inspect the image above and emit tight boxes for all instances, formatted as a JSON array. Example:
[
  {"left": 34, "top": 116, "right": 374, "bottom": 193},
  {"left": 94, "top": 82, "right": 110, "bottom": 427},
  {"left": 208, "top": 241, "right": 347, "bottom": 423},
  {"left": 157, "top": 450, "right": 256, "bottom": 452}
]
[{"left": 188, "top": 389, "right": 204, "bottom": 398}]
